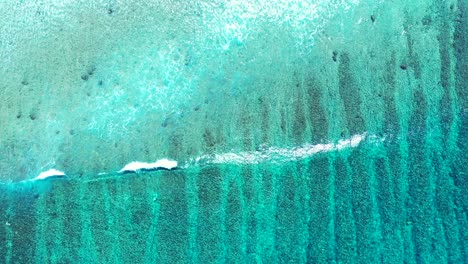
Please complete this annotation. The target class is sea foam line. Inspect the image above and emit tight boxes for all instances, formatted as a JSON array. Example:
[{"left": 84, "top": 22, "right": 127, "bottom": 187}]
[
  {"left": 186, "top": 132, "right": 381, "bottom": 167},
  {"left": 11, "top": 132, "right": 383, "bottom": 184}
]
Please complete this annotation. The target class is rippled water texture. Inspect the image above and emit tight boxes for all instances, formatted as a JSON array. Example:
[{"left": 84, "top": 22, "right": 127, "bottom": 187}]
[{"left": 0, "top": 0, "right": 466, "bottom": 263}]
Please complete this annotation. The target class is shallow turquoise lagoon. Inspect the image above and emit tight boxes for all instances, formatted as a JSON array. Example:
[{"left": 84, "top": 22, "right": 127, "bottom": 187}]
[{"left": 0, "top": 0, "right": 466, "bottom": 263}]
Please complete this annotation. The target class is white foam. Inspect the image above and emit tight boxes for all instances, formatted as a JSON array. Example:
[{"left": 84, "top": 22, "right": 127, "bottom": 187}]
[
  {"left": 22, "top": 133, "right": 379, "bottom": 184},
  {"left": 34, "top": 169, "right": 66, "bottom": 180},
  {"left": 187, "top": 132, "right": 373, "bottom": 166},
  {"left": 118, "top": 158, "right": 178, "bottom": 173}
]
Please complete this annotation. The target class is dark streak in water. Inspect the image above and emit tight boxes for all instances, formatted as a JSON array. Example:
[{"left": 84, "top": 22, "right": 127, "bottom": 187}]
[{"left": 338, "top": 53, "right": 365, "bottom": 135}]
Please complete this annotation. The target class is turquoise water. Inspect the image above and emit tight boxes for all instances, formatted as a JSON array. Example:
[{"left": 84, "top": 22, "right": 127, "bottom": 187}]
[{"left": 0, "top": 0, "right": 467, "bottom": 263}]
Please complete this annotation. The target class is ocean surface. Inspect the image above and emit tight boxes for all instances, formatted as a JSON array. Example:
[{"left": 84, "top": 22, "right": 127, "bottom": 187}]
[{"left": 0, "top": 0, "right": 466, "bottom": 263}]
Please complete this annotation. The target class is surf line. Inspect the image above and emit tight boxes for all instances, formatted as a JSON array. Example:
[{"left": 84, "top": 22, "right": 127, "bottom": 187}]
[
  {"left": 16, "top": 132, "right": 382, "bottom": 184},
  {"left": 185, "top": 132, "right": 382, "bottom": 167}
]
